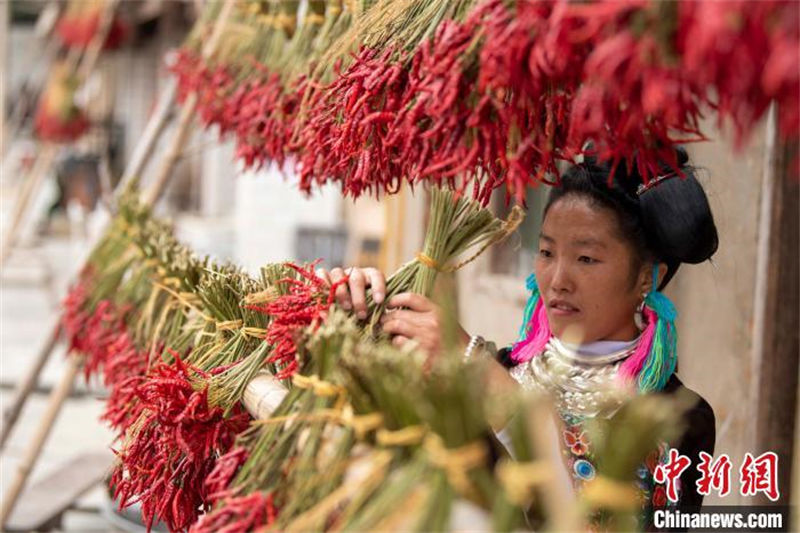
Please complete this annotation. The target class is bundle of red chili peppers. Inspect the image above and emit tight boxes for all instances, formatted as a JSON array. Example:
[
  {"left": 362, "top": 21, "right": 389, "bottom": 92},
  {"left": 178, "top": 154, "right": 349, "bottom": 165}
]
[
  {"left": 55, "top": 9, "right": 128, "bottom": 50},
  {"left": 63, "top": 230, "right": 347, "bottom": 532},
  {"left": 190, "top": 492, "right": 277, "bottom": 533},
  {"left": 246, "top": 261, "right": 348, "bottom": 380},
  {"left": 62, "top": 267, "right": 152, "bottom": 435},
  {"left": 171, "top": 0, "right": 798, "bottom": 203},
  {"left": 33, "top": 65, "right": 90, "bottom": 143},
  {"left": 111, "top": 353, "right": 250, "bottom": 532}
]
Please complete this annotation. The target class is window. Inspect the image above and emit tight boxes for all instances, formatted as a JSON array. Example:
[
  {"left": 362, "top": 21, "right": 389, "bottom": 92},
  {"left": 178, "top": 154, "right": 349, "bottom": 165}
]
[{"left": 489, "top": 185, "right": 549, "bottom": 277}]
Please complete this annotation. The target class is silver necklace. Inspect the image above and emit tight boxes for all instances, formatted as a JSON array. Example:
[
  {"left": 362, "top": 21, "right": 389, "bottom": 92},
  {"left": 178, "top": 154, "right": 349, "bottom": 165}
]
[{"left": 510, "top": 337, "right": 637, "bottom": 418}]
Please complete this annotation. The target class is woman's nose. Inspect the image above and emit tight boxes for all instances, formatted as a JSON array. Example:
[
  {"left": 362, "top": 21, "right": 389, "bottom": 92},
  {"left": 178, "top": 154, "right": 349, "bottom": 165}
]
[{"left": 550, "top": 260, "right": 574, "bottom": 293}]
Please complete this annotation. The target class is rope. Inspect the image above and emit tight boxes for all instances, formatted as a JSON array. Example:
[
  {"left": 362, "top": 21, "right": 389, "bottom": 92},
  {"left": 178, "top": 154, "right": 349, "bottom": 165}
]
[
  {"left": 178, "top": 291, "right": 201, "bottom": 306},
  {"left": 241, "top": 327, "right": 268, "bottom": 339},
  {"left": 581, "top": 475, "right": 642, "bottom": 511},
  {"left": 328, "top": 2, "right": 343, "bottom": 16},
  {"left": 415, "top": 252, "right": 442, "bottom": 271},
  {"left": 305, "top": 12, "right": 325, "bottom": 25},
  {"left": 496, "top": 460, "right": 553, "bottom": 505},
  {"left": 275, "top": 13, "right": 297, "bottom": 33},
  {"left": 216, "top": 319, "right": 243, "bottom": 331},
  {"left": 150, "top": 280, "right": 212, "bottom": 321},
  {"left": 423, "top": 434, "right": 487, "bottom": 498},
  {"left": 117, "top": 218, "right": 140, "bottom": 238},
  {"left": 292, "top": 374, "right": 344, "bottom": 398},
  {"left": 210, "top": 319, "right": 267, "bottom": 338},
  {"left": 413, "top": 206, "right": 523, "bottom": 274},
  {"left": 246, "top": 2, "right": 263, "bottom": 16},
  {"left": 376, "top": 425, "right": 426, "bottom": 447},
  {"left": 252, "top": 411, "right": 339, "bottom": 426},
  {"left": 449, "top": 205, "right": 526, "bottom": 272},
  {"left": 340, "top": 405, "right": 384, "bottom": 440},
  {"left": 243, "top": 288, "right": 279, "bottom": 305},
  {"left": 162, "top": 277, "right": 182, "bottom": 289}
]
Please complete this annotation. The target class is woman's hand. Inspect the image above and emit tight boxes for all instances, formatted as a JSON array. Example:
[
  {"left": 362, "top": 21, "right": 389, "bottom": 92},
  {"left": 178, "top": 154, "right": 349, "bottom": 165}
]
[
  {"left": 316, "top": 267, "right": 386, "bottom": 320},
  {"left": 316, "top": 267, "right": 469, "bottom": 358},
  {"left": 381, "top": 292, "right": 470, "bottom": 357}
]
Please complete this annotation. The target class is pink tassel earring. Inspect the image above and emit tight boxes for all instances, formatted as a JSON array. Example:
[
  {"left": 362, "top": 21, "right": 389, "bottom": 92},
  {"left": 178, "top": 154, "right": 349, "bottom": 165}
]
[{"left": 510, "top": 274, "right": 551, "bottom": 364}]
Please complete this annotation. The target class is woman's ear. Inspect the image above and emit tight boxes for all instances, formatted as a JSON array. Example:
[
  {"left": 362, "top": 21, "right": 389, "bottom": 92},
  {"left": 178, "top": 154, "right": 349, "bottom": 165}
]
[
  {"left": 640, "top": 262, "right": 668, "bottom": 294},
  {"left": 655, "top": 261, "right": 668, "bottom": 290}
]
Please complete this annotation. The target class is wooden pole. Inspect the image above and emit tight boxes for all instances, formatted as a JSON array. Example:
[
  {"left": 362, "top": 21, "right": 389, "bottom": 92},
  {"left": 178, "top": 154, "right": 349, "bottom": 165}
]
[
  {"left": 0, "top": 144, "right": 58, "bottom": 267},
  {"left": 242, "top": 372, "right": 288, "bottom": 419},
  {"left": 0, "top": 80, "right": 177, "bottom": 451},
  {"left": 0, "top": 2, "right": 235, "bottom": 527},
  {"left": 142, "top": 92, "right": 198, "bottom": 206},
  {"left": 750, "top": 104, "right": 800, "bottom": 505},
  {"left": 142, "top": 0, "right": 235, "bottom": 206},
  {"left": 118, "top": 77, "right": 177, "bottom": 190},
  {"left": 76, "top": 0, "right": 119, "bottom": 83},
  {"left": 0, "top": 356, "right": 83, "bottom": 527},
  {"left": 0, "top": 324, "right": 62, "bottom": 451},
  {"left": 3, "top": 3, "right": 62, "bottom": 158},
  {"left": 0, "top": 0, "right": 8, "bottom": 157},
  {"left": 0, "top": 0, "right": 118, "bottom": 268}
]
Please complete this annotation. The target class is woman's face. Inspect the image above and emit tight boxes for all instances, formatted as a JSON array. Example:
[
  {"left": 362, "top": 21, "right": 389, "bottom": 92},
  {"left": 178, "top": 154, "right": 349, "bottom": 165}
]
[{"left": 535, "top": 195, "right": 650, "bottom": 344}]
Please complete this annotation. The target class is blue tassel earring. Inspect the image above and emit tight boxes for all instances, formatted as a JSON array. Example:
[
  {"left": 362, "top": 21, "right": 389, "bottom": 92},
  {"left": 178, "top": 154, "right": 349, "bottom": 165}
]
[{"left": 620, "top": 265, "right": 679, "bottom": 393}]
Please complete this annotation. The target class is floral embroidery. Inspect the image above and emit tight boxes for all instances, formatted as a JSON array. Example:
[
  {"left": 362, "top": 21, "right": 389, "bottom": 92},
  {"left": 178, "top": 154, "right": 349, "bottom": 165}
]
[
  {"left": 556, "top": 412, "right": 677, "bottom": 529},
  {"left": 563, "top": 425, "right": 591, "bottom": 456},
  {"left": 652, "top": 485, "right": 668, "bottom": 507}
]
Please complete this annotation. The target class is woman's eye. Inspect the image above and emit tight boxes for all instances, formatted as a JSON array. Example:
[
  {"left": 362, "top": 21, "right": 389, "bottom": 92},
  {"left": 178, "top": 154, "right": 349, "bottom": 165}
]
[
  {"left": 578, "top": 256, "right": 598, "bottom": 264},
  {"left": 539, "top": 249, "right": 552, "bottom": 258}
]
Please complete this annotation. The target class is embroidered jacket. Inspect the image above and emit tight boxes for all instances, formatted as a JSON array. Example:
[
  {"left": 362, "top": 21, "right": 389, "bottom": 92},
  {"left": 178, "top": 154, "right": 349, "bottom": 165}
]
[{"left": 496, "top": 347, "right": 716, "bottom": 532}]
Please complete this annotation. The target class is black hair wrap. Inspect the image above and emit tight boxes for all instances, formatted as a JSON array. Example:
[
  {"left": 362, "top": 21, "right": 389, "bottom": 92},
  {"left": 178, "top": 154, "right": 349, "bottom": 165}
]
[{"left": 545, "top": 147, "right": 718, "bottom": 290}]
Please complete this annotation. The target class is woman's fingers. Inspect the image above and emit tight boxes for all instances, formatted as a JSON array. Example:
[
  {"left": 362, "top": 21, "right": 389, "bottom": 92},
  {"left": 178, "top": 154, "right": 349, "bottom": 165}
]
[
  {"left": 364, "top": 268, "right": 386, "bottom": 304},
  {"left": 348, "top": 268, "right": 368, "bottom": 319},
  {"left": 329, "top": 267, "right": 352, "bottom": 310},
  {"left": 381, "top": 311, "right": 438, "bottom": 340},
  {"left": 379, "top": 309, "right": 428, "bottom": 327},
  {"left": 392, "top": 335, "right": 410, "bottom": 348},
  {"left": 320, "top": 266, "right": 388, "bottom": 320},
  {"left": 387, "top": 292, "right": 433, "bottom": 312},
  {"left": 381, "top": 316, "right": 418, "bottom": 339}
]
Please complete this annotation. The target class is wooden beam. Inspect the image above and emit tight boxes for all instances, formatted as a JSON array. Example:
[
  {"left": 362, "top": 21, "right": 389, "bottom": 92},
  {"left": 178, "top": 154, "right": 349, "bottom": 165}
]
[{"left": 751, "top": 105, "right": 800, "bottom": 505}]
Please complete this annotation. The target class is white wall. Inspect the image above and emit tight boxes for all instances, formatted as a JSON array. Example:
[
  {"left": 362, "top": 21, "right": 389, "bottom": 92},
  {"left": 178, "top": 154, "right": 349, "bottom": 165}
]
[{"left": 234, "top": 163, "right": 342, "bottom": 274}]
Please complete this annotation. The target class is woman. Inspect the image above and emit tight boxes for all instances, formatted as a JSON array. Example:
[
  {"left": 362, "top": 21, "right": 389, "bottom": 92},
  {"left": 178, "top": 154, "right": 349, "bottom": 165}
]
[{"left": 319, "top": 148, "right": 716, "bottom": 524}]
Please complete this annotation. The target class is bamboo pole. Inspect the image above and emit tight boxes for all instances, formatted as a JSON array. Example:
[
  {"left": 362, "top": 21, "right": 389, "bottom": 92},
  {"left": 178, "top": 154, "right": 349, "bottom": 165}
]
[
  {"left": 0, "top": 2, "right": 235, "bottom": 527},
  {"left": 142, "top": 0, "right": 235, "bottom": 206},
  {"left": 76, "top": 0, "right": 119, "bottom": 83},
  {"left": 3, "top": 3, "right": 62, "bottom": 158},
  {"left": 0, "top": 144, "right": 58, "bottom": 267},
  {"left": 0, "top": 80, "right": 176, "bottom": 452},
  {"left": 242, "top": 372, "right": 289, "bottom": 419},
  {"left": 142, "top": 92, "right": 198, "bottom": 206},
  {"left": 0, "top": 0, "right": 117, "bottom": 268},
  {"left": 118, "top": 77, "right": 177, "bottom": 190},
  {"left": 0, "top": 0, "right": 171, "bottom": 450},
  {"left": 0, "top": 324, "right": 62, "bottom": 452},
  {"left": 0, "top": 0, "right": 8, "bottom": 157},
  {"left": 0, "top": 356, "right": 83, "bottom": 527}
]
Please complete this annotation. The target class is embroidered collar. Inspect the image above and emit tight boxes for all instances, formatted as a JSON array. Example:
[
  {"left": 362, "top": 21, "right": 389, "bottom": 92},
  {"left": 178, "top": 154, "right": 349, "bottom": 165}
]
[{"left": 552, "top": 336, "right": 639, "bottom": 366}]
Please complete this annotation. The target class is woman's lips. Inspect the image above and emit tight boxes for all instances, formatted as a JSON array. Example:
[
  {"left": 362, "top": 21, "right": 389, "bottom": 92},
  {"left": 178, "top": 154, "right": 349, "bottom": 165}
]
[{"left": 548, "top": 300, "right": 580, "bottom": 317}]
